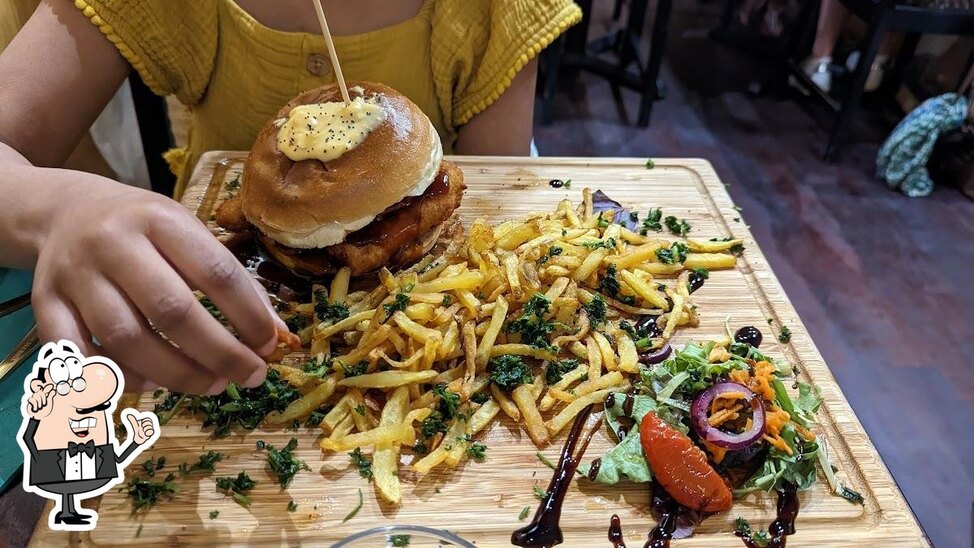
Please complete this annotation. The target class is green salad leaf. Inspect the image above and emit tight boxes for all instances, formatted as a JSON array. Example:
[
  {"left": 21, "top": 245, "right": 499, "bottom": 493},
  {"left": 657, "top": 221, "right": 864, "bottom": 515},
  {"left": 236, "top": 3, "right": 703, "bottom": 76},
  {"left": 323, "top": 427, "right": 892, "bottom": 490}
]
[{"left": 579, "top": 394, "right": 656, "bottom": 484}]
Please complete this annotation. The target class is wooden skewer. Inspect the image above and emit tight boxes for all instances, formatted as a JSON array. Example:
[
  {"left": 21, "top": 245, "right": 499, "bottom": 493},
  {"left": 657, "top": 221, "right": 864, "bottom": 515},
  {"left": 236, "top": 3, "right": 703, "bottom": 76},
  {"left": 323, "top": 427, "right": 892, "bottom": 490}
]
[{"left": 311, "top": 0, "right": 350, "bottom": 105}]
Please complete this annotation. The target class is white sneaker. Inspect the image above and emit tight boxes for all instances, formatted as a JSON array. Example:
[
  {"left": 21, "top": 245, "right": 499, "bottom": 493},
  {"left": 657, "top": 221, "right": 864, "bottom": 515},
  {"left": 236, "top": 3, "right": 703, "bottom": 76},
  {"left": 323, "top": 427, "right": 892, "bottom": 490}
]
[{"left": 801, "top": 56, "right": 832, "bottom": 94}]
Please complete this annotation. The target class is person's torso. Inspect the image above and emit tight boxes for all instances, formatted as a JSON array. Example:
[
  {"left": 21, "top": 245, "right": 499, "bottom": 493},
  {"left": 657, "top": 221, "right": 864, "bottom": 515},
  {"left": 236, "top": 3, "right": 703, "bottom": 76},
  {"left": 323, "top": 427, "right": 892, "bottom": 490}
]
[{"left": 188, "top": 0, "right": 444, "bottom": 160}]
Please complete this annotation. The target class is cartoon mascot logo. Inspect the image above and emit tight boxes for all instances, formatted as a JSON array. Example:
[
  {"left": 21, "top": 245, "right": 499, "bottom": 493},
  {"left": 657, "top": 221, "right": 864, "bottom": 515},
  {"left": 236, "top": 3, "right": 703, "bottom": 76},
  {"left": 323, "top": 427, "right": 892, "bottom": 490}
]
[{"left": 16, "top": 340, "right": 159, "bottom": 531}]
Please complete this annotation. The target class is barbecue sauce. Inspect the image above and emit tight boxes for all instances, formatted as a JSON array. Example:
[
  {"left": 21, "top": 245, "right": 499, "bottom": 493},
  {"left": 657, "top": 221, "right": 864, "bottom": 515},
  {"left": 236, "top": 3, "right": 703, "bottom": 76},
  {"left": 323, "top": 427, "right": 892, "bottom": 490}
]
[
  {"left": 512, "top": 405, "right": 600, "bottom": 548},
  {"left": 736, "top": 484, "right": 799, "bottom": 548}
]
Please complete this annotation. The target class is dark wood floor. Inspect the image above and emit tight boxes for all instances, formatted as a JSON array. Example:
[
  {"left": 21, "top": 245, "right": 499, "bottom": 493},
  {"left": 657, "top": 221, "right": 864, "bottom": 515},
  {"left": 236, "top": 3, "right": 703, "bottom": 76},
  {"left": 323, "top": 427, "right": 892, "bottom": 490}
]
[{"left": 534, "top": 4, "right": 974, "bottom": 548}]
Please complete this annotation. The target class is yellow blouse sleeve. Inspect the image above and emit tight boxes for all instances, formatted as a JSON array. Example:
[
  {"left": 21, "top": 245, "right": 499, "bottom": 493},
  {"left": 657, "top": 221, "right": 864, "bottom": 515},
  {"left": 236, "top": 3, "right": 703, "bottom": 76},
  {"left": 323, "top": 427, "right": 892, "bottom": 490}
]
[
  {"left": 71, "top": 0, "right": 217, "bottom": 104},
  {"left": 431, "top": 0, "right": 581, "bottom": 130}
]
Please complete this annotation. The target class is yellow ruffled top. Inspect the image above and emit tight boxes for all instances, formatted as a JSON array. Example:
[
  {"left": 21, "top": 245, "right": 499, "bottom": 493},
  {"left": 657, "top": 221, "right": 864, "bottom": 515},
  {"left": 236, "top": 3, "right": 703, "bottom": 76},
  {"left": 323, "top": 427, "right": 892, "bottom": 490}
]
[{"left": 71, "top": 0, "right": 581, "bottom": 198}]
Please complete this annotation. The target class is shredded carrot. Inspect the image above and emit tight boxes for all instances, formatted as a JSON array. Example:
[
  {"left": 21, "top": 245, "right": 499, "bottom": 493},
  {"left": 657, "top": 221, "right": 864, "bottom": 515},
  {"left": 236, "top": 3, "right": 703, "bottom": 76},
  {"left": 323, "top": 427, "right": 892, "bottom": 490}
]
[
  {"left": 728, "top": 369, "right": 749, "bottom": 385},
  {"left": 762, "top": 434, "right": 793, "bottom": 455},
  {"left": 764, "top": 406, "right": 791, "bottom": 437},
  {"left": 700, "top": 439, "right": 727, "bottom": 464},
  {"left": 708, "top": 404, "right": 743, "bottom": 427},
  {"left": 794, "top": 423, "right": 817, "bottom": 441}
]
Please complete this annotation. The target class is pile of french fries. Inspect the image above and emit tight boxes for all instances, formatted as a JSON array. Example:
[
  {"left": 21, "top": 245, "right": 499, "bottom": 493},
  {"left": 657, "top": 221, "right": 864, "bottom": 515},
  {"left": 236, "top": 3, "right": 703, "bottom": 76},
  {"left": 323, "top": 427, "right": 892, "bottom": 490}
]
[{"left": 267, "top": 188, "right": 742, "bottom": 504}]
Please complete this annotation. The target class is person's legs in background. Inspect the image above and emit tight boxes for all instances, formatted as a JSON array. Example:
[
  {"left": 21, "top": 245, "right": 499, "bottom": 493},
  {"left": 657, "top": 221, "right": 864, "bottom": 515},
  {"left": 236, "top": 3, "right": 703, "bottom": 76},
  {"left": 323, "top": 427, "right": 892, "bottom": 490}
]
[{"left": 800, "top": 0, "right": 898, "bottom": 94}]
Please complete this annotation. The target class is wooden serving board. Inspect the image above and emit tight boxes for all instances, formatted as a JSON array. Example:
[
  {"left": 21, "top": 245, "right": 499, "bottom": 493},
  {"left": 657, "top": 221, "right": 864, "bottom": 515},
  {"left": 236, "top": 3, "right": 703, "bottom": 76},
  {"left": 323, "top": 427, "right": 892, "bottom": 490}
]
[{"left": 31, "top": 154, "right": 926, "bottom": 547}]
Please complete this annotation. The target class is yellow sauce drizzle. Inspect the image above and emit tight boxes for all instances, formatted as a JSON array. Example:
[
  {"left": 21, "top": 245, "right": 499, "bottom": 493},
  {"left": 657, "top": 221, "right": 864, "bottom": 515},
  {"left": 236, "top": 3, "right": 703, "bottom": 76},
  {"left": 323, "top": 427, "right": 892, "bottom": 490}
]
[{"left": 276, "top": 96, "right": 386, "bottom": 162}]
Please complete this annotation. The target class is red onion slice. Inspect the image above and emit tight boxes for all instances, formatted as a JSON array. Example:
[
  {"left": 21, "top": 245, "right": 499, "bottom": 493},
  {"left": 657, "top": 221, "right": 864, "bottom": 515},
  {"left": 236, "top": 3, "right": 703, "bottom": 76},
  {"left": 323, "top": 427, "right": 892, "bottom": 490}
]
[
  {"left": 639, "top": 343, "right": 672, "bottom": 365},
  {"left": 690, "top": 382, "right": 765, "bottom": 450}
]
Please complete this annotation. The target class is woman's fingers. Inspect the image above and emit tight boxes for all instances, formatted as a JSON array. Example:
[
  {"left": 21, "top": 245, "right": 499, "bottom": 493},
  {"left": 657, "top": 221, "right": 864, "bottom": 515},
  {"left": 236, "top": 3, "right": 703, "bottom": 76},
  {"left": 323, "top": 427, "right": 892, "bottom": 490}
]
[
  {"left": 106, "top": 240, "right": 267, "bottom": 387},
  {"left": 148, "top": 210, "right": 280, "bottom": 356},
  {"left": 70, "top": 276, "right": 221, "bottom": 395},
  {"left": 31, "top": 290, "right": 95, "bottom": 355}
]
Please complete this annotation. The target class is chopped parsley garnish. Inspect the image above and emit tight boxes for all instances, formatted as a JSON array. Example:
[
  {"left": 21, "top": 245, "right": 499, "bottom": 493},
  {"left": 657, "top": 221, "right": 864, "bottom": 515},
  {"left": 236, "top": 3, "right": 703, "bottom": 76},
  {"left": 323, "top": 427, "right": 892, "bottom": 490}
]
[
  {"left": 564, "top": 179, "right": 572, "bottom": 189},
  {"left": 141, "top": 456, "right": 166, "bottom": 477},
  {"left": 441, "top": 294, "right": 453, "bottom": 306},
  {"left": 655, "top": 242, "right": 689, "bottom": 264},
  {"left": 778, "top": 325, "right": 792, "bottom": 343},
  {"left": 645, "top": 159, "right": 655, "bottom": 169},
  {"left": 287, "top": 501, "right": 298, "bottom": 512},
  {"left": 135, "top": 523, "right": 143, "bottom": 538},
  {"left": 545, "top": 358, "right": 579, "bottom": 385},
  {"left": 354, "top": 404, "right": 366, "bottom": 416},
  {"left": 583, "top": 294, "right": 607, "bottom": 327},
  {"left": 302, "top": 357, "right": 331, "bottom": 378},
  {"left": 840, "top": 486, "right": 865, "bottom": 505},
  {"left": 383, "top": 293, "right": 410, "bottom": 320},
  {"left": 262, "top": 437, "right": 309, "bottom": 488},
  {"left": 536, "top": 451, "right": 557, "bottom": 470},
  {"left": 664, "top": 215, "right": 691, "bottom": 237},
  {"left": 179, "top": 451, "right": 225, "bottom": 475},
  {"left": 388, "top": 534, "right": 412, "bottom": 547},
  {"left": 537, "top": 245, "right": 563, "bottom": 265},
  {"left": 581, "top": 237, "right": 616, "bottom": 250},
  {"left": 120, "top": 472, "right": 178, "bottom": 512},
  {"left": 629, "top": 211, "right": 639, "bottom": 223},
  {"left": 341, "top": 360, "right": 368, "bottom": 378},
  {"left": 168, "top": 369, "right": 301, "bottom": 437},
  {"left": 350, "top": 447, "right": 374, "bottom": 481},
  {"left": 412, "top": 441, "right": 429, "bottom": 454},
  {"left": 596, "top": 213, "right": 610, "bottom": 229},
  {"left": 488, "top": 355, "right": 533, "bottom": 391},
  {"left": 305, "top": 406, "right": 329, "bottom": 427},
  {"left": 729, "top": 242, "right": 745, "bottom": 255},
  {"left": 518, "top": 506, "right": 531, "bottom": 520},
  {"left": 619, "top": 320, "right": 655, "bottom": 349},
  {"left": 640, "top": 208, "right": 663, "bottom": 234},
  {"left": 342, "top": 489, "right": 364, "bottom": 523},
  {"left": 692, "top": 267, "right": 710, "bottom": 280},
  {"left": 209, "top": 510, "right": 219, "bottom": 519},
  {"left": 314, "top": 289, "right": 349, "bottom": 323},
  {"left": 507, "top": 293, "right": 557, "bottom": 351},
  {"left": 420, "top": 411, "right": 448, "bottom": 438},
  {"left": 225, "top": 173, "right": 241, "bottom": 192},
  {"left": 433, "top": 384, "right": 461, "bottom": 420},
  {"left": 598, "top": 264, "right": 623, "bottom": 300},
  {"left": 471, "top": 391, "right": 490, "bottom": 404},
  {"left": 215, "top": 472, "right": 257, "bottom": 507},
  {"left": 467, "top": 442, "right": 487, "bottom": 461},
  {"left": 532, "top": 486, "right": 548, "bottom": 500},
  {"left": 284, "top": 314, "right": 309, "bottom": 333},
  {"left": 734, "top": 517, "right": 770, "bottom": 546}
]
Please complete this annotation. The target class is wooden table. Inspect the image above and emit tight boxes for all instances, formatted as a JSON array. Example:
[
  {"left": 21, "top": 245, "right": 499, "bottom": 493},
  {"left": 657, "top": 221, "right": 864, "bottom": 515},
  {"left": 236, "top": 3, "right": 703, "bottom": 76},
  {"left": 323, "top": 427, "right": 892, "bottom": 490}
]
[{"left": 29, "top": 155, "right": 927, "bottom": 546}]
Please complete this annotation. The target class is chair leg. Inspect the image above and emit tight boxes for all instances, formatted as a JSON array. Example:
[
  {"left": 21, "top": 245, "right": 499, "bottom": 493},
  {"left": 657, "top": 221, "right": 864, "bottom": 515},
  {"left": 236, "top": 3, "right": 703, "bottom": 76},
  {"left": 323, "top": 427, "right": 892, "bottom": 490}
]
[
  {"left": 825, "top": 11, "right": 888, "bottom": 162},
  {"left": 638, "top": 0, "right": 672, "bottom": 127}
]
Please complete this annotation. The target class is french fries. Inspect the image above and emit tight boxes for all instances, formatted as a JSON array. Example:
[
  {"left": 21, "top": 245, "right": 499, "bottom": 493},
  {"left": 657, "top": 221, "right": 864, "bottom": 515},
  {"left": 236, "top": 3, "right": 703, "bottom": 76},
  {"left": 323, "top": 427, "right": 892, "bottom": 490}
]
[{"left": 237, "top": 187, "right": 741, "bottom": 508}]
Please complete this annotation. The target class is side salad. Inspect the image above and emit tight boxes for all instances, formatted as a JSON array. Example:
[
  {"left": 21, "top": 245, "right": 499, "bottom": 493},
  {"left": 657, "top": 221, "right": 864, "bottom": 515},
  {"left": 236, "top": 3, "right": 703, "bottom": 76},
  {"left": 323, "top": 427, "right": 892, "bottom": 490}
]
[{"left": 579, "top": 328, "right": 863, "bottom": 540}]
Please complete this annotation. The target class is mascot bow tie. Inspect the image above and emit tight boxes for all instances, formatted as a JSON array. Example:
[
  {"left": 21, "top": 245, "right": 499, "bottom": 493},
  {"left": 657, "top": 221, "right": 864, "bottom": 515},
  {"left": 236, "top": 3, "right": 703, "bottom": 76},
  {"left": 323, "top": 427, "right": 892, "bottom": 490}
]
[{"left": 68, "top": 440, "right": 95, "bottom": 458}]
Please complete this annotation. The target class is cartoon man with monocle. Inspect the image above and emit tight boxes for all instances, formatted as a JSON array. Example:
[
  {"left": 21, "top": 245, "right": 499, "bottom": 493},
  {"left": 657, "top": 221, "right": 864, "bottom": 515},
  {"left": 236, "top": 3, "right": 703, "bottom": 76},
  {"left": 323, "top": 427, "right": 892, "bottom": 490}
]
[{"left": 16, "top": 340, "right": 159, "bottom": 531}]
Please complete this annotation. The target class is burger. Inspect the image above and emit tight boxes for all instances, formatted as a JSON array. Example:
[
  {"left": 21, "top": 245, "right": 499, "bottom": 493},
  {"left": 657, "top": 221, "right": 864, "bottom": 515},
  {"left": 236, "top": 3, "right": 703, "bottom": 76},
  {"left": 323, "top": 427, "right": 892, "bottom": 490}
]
[{"left": 216, "top": 81, "right": 464, "bottom": 276}]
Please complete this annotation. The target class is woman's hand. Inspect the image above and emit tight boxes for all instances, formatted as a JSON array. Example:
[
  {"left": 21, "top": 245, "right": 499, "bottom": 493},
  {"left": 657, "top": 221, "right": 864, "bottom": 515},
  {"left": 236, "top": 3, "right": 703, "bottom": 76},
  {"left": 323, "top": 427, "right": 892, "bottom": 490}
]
[{"left": 30, "top": 175, "right": 287, "bottom": 395}]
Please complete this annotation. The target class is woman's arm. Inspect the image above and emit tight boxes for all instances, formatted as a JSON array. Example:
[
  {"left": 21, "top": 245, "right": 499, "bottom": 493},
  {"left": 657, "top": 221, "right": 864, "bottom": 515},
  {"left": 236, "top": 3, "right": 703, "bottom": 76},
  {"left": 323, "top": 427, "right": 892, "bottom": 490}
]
[
  {"left": 0, "top": 1, "right": 284, "bottom": 394},
  {"left": 454, "top": 58, "right": 538, "bottom": 156}
]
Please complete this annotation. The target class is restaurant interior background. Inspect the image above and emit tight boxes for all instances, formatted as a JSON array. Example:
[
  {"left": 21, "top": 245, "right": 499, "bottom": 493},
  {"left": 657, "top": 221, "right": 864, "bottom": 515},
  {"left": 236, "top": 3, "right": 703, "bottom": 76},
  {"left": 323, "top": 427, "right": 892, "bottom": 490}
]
[{"left": 1, "top": 0, "right": 972, "bottom": 546}]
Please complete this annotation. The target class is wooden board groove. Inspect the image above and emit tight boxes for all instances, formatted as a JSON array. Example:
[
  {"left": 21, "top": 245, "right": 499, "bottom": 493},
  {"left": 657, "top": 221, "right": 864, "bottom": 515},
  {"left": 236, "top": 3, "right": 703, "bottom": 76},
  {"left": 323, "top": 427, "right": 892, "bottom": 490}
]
[{"left": 29, "top": 154, "right": 926, "bottom": 547}]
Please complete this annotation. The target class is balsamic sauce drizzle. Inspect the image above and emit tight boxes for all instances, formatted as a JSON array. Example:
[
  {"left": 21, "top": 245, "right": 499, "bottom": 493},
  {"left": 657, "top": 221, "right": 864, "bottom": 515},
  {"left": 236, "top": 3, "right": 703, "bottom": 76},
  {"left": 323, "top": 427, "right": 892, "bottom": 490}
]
[
  {"left": 645, "top": 486, "right": 681, "bottom": 548},
  {"left": 736, "top": 484, "right": 799, "bottom": 548},
  {"left": 511, "top": 404, "right": 602, "bottom": 548},
  {"left": 608, "top": 514, "right": 627, "bottom": 548}
]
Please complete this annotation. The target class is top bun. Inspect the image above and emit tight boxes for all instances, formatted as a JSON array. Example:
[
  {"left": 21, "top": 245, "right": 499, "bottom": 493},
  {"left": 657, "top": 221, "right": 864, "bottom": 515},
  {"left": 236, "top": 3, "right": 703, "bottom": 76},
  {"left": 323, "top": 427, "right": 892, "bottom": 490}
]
[{"left": 241, "top": 81, "right": 443, "bottom": 249}]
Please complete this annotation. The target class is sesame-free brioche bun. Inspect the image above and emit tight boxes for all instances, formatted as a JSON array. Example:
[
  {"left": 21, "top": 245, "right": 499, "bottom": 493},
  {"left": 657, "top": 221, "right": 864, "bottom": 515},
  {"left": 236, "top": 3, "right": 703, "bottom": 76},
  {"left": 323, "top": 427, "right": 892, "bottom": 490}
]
[{"left": 241, "top": 81, "right": 443, "bottom": 250}]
